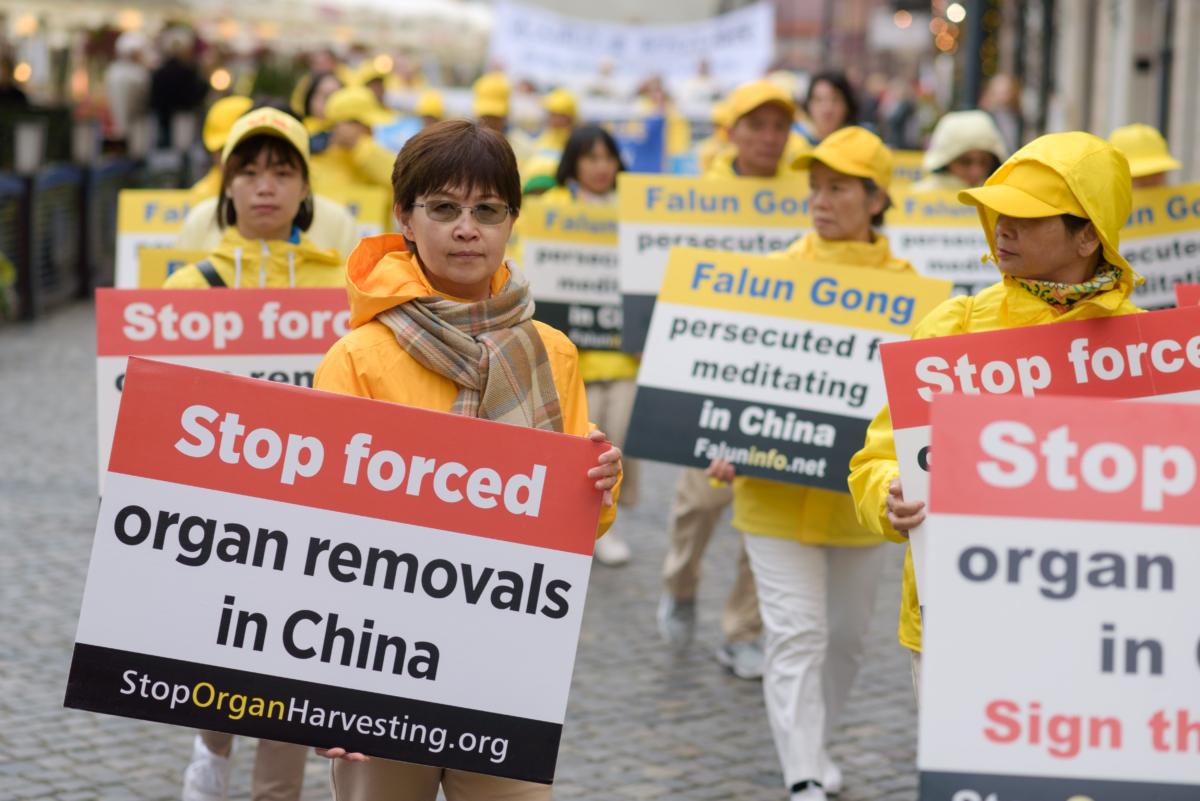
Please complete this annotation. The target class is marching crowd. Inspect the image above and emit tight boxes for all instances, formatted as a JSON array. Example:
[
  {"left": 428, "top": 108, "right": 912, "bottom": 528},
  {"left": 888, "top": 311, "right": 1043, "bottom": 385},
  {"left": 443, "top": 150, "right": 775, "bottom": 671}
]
[{"left": 111, "top": 49, "right": 1185, "bottom": 801}]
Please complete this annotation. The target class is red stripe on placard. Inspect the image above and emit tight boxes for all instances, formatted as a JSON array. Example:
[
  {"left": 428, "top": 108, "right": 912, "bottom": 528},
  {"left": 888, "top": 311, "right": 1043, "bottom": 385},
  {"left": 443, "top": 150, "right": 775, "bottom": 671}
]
[
  {"left": 929, "top": 393, "right": 1200, "bottom": 524},
  {"left": 881, "top": 306, "right": 1200, "bottom": 430},
  {"left": 108, "top": 359, "right": 602, "bottom": 555},
  {"left": 95, "top": 289, "right": 350, "bottom": 356},
  {"left": 1177, "top": 284, "right": 1200, "bottom": 306}
]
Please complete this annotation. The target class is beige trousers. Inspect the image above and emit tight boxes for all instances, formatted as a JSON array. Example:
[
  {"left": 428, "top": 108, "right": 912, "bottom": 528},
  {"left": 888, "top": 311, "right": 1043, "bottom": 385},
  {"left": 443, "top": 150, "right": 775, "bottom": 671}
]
[
  {"left": 661, "top": 468, "right": 762, "bottom": 642},
  {"left": 199, "top": 732, "right": 309, "bottom": 801},
  {"left": 584, "top": 378, "right": 639, "bottom": 507},
  {"left": 331, "top": 760, "right": 552, "bottom": 801}
]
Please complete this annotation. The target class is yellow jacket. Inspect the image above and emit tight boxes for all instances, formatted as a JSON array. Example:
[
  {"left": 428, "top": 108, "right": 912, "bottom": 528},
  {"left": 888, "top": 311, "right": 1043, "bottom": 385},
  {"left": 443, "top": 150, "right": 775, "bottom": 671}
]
[
  {"left": 313, "top": 235, "right": 617, "bottom": 538},
  {"left": 848, "top": 277, "right": 1142, "bottom": 651},
  {"left": 730, "top": 232, "right": 916, "bottom": 546},
  {"left": 163, "top": 228, "right": 343, "bottom": 289},
  {"left": 536, "top": 184, "right": 640, "bottom": 383},
  {"left": 310, "top": 136, "right": 396, "bottom": 194}
]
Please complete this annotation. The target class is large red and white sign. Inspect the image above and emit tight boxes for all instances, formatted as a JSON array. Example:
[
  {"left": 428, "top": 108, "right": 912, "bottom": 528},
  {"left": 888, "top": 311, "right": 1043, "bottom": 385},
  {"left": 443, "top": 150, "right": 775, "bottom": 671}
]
[
  {"left": 96, "top": 288, "right": 350, "bottom": 490},
  {"left": 880, "top": 305, "right": 1200, "bottom": 598},
  {"left": 68, "top": 358, "right": 603, "bottom": 783},
  {"left": 919, "top": 392, "right": 1200, "bottom": 800}
]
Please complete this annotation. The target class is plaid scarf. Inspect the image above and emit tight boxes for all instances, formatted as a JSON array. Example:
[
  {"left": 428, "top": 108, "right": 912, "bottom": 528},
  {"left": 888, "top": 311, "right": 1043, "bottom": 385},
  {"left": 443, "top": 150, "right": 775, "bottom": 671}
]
[
  {"left": 377, "top": 264, "right": 564, "bottom": 432},
  {"left": 1011, "top": 262, "right": 1123, "bottom": 311}
]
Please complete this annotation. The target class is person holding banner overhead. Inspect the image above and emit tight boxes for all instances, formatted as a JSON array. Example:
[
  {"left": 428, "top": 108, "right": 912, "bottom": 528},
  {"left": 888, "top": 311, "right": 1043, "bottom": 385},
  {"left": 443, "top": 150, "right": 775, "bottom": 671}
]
[
  {"left": 169, "top": 108, "right": 344, "bottom": 801},
  {"left": 909, "top": 110, "right": 1006, "bottom": 194},
  {"left": 848, "top": 131, "right": 1143, "bottom": 700},
  {"left": 542, "top": 125, "right": 638, "bottom": 566},
  {"left": 166, "top": 108, "right": 343, "bottom": 292},
  {"left": 658, "top": 78, "right": 801, "bottom": 679},
  {"left": 1108, "top": 123, "right": 1182, "bottom": 189},
  {"left": 311, "top": 118, "right": 622, "bottom": 800},
  {"left": 705, "top": 126, "right": 911, "bottom": 801}
]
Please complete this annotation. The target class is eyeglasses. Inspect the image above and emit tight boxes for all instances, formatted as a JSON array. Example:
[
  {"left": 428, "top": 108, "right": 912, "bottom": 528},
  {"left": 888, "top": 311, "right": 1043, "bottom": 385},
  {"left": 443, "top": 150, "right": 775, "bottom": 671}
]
[{"left": 412, "top": 200, "right": 512, "bottom": 225}]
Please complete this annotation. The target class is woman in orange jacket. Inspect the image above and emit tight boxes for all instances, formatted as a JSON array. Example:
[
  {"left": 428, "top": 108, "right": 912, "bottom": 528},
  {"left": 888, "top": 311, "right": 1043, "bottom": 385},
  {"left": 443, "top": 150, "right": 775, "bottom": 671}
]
[{"left": 312, "top": 119, "right": 622, "bottom": 801}]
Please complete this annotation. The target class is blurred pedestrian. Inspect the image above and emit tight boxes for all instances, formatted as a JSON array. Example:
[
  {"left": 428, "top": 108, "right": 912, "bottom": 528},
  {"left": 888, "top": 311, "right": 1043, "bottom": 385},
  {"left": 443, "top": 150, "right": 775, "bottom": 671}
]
[
  {"left": 414, "top": 89, "right": 444, "bottom": 128},
  {"left": 911, "top": 110, "right": 1007, "bottom": 193},
  {"left": 799, "top": 71, "right": 857, "bottom": 145},
  {"left": 149, "top": 27, "right": 207, "bottom": 148},
  {"left": 103, "top": 32, "right": 150, "bottom": 151},
  {"left": 310, "top": 86, "right": 397, "bottom": 193},
  {"left": 1108, "top": 123, "right": 1182, "bottom": 189},
  {"left": 978, "top": 74, "right": 1022, "bottom": 152}
]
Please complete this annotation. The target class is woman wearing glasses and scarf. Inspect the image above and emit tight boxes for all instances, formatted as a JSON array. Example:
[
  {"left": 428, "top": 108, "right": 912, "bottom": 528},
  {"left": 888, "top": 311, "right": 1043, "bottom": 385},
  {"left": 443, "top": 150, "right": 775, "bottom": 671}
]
[{"left": 312, "top": 119, "right": 622, "bottom": 801}]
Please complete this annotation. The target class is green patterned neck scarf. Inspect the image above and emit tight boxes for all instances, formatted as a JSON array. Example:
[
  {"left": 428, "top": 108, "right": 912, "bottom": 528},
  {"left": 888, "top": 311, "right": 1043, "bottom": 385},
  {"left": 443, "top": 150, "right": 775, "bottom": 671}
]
[{"left": 1011, "top": 262, "right": 1123, "bottom": 311}]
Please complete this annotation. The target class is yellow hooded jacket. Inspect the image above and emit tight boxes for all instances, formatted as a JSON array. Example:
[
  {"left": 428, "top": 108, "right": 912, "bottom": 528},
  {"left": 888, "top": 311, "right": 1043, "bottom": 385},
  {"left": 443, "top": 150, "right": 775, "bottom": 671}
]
[
  {"left": 731, "top": 232, "right": 915, "bottom": 546},
  {"left": 163, "top": 228, "right": 344, "bottom": 289},
  {"left": 847, "top": 132, "right": 1144, "bottom": 652},
  {"left": 312, "top": 235, "right": 618, "bottom": 538}
]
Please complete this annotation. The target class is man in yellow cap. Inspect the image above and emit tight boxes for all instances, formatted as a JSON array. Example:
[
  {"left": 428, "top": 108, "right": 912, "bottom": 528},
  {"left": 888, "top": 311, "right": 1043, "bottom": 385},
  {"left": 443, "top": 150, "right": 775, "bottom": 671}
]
[
  {"left": 472, "top": 71, "right": 534, "bottom": 169},
  {"left": 532, "top": 87, "right": 578, "bottom": 158},
  {"left": 191, "top": 95, "right": 254, "bottom": 199},
  {"left": 1109, "top": 123, "right": 1182, "bottom": 188},
  {"left": 309, "top": 85, "right": 397, "bottom": 193},
  {"left": 657, "top": 78, "right": 806, "bottom": 683},
  {"left": 177, "top": 104, "right": 358, "bottom": 257},
  {"left": 414, "top": 89, "right": 444, "bottom": 128}
]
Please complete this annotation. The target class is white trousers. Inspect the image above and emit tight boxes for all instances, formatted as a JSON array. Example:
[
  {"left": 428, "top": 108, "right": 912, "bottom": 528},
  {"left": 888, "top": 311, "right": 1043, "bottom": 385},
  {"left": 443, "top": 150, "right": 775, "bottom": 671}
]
[{"left": 742, "top": 534, "right": 886, "bottom": 789}]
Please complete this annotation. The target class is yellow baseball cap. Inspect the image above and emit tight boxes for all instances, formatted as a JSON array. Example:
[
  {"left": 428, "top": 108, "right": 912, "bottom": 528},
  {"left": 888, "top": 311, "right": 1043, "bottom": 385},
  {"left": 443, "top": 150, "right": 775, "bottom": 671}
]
[
  {"left": 221, "top": 107, "right": 310, "bottom": 166},
  {"left": 473, "top": 72, "right": 511, "bottom": 102},
  {"left": 542, "top": 88, "right": 577, "bottom": 118},
  {"left": 958, "top": 161, "right": 1087, "bottom": 218},
  {"left": 324, "top": 86, "right": 394, "bottom": 126},
  {"left": 474, "top": 95, "right": 508, "bottom": 119},
  {"left": 727, "top": 79, "right": 796, "bottom": 124},
  {"left": 202, "top": 95, "right": 254, "bottom": 153},
  {"left": 1108, "top": 123, "right": 1181, "bottom": 178},
  {"left": 710, "top": 99, "right": 734, "bottom": 130},
  {"left": 794, "top": 126, "right": 893, "bottom": 189},
  {"left": 415, "top": 89, "right": 445, "bottom": 119}
]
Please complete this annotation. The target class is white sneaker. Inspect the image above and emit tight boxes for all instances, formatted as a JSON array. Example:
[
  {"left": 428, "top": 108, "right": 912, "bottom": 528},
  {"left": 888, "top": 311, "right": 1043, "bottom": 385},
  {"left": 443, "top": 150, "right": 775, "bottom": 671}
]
[
  {"left": 182, "top": 735, "right": 233, "bottom": 801},
  {"left": 593, "top": 532, "right": 631, "bottom": 566},
  {"left": 822, "top": 759, "right": 843, "bottom": 795},
  {"left": 715, "top": 639, "right": 764, "bottom": 680},
  {"left": 656, "top": 594, "right": 696, "bottom": 648},
  {"left": 791, "top": 785, "right": 828, "bottom": 801}
]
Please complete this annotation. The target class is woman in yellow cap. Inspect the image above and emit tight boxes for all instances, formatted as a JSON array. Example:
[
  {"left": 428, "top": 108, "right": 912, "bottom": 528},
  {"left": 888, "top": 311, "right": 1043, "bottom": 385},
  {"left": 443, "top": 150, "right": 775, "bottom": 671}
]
[
  {"left": 310, "top": 118, "right": 622, "bottom": 801},
  {"left": 166, "top": 107, "right": 342, "bottom": 290},
  {"left": 309, "top": 86, "right": 397, "bottom": 193},
  {"left": 705, "top": 126, "right": 912, "bottom": 801},
  {"left": 170, "top": 108, "right": 342, "bottom": 801},
  {"left": 911, "top": 109, "right": 1007, "bottom": 193},
  {"left": 1108, "top": 123, "right": 1182, "bottom": 188},
  {"left": 848, "top": 132, "right": 1142, "bottom": 703}
]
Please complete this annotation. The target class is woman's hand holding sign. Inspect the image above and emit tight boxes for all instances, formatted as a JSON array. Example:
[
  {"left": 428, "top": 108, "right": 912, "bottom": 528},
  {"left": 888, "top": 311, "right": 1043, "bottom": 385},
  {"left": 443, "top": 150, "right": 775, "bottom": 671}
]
[
  {"left": 587, "top": 429, "right": 622, "bottom": 507},
  {"left": 886, "top": 477, "right": 925, "bottom": 535}
]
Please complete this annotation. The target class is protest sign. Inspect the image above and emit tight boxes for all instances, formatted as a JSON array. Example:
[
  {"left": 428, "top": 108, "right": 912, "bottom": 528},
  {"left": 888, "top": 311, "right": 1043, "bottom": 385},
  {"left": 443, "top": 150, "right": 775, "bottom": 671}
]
[
  {"left": 880, "top": 305, "right": 1200, "bottom": 598},
  {"left": 68, "top": 358, "right": 602, "bottom": 783},
  {"left": 95, "top": 288, "right": 350, "bottom": 490},
  {"left": 115, "top": 190, "right": 196, "bottom": 288},
  {"left": 919, "top": 392, "right": 1200, "bottom": 801},
  {"left": 487, "top": 1, "right": 773, "bottom": 91},
  {"left": 1122, "top": 182, "right": 1200, "bottom": 308},
  {"left": 609, "top": 117, "right": 666, "bottom": 175},
  {"left": 890, "top": 149, "right": 925, "bottom": 186},
  {"left": 617, "top": 173, "right": 808, "bottom": 351},
  {"left": 1177, "top": 284, "right": 1200, "bottom": 306},
  {"left": 136, "top": 248, "right": 208, "bottom": 288},
  {"left": 520, "top": 199, "right": 621, "bottom": 351},
  {"left": 885, "top": 189, "right": 995, "bottom": 295},
  {"left": 625, "top": 247, "right": 951, "bottom": 488}
]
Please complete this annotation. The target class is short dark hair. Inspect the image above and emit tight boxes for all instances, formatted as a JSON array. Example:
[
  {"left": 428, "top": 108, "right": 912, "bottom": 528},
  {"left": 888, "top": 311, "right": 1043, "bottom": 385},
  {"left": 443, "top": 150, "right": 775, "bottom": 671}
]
[
  {"left": 805, "top": 71, "right": 859, "bottom": 128},
  {"left": 862, "top": 178, "right": 891, "bottom": 228},
  {"left": 555, "top": 125, "right": 625, "bottom": 188},
  {"left": 217, "top": 133, "right": 313, "bottom": 231},
  {"left": 302, "top": 72, "right": 340, "bottom": 118},
  {"left": 392, "top": 119, "right": 522, "bottom": 216}
]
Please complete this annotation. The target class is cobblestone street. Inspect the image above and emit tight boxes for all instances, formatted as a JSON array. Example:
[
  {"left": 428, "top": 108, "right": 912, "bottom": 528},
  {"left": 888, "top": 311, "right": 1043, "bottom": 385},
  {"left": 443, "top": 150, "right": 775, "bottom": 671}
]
[{"left": 0, "top": 303, "right": 917, "bottom": 801}]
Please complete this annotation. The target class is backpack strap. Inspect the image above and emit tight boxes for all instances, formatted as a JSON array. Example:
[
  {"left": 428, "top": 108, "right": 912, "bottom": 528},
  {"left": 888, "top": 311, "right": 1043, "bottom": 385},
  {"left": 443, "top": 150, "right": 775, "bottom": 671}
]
[{"left": 195, "top": 259, "right": 227, "bottom": 288}]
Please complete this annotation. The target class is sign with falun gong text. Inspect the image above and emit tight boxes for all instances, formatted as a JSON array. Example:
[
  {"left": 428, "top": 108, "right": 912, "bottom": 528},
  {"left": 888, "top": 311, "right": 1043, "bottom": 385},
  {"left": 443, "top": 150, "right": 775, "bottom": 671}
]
[
  {"left": 624, "top": 247, "right": 951, "bottom": 489},
  {"left": 1122, "top": 182, "right": 1200, "bottom": 308},
  {"left": 115, "top": 190, "right": 196, "bottom": 288},
  {"left": 880, "top": 305, "right": 1200, "bottom": 602},
  {"left": 919, "top": 393, "right": 1200, "bottom": 801},
  {"left": 69, "top": 358, "right": 602, "bottom": 783},
  {"left": 95, "top": 288, "right": 350, "bottom": 491},
  {"left": 520, "top": 198, "right": 622, "bottom": 351}
]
